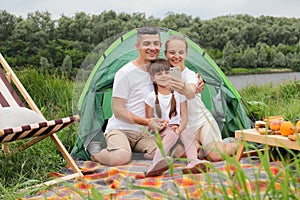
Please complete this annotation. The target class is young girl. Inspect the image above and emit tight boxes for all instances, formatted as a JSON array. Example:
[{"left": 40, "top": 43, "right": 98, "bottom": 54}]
[
  {"left": 145, "top": 59, "right": 210, "bottom": 177},
  {"left": 165, "top": 35, "right": 240, "bottom": 162}
]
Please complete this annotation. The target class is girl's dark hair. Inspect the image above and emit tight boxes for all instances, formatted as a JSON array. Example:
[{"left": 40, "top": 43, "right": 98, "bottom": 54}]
[{"left": 149, "top": 59, "right": 177, "bottom": 119}]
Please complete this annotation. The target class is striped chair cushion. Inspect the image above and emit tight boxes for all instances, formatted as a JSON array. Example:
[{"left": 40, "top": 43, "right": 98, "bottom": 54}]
[
  {"left": 0, "top": 69, "right": 25, "bottom": 108},
  {"left": 0, "top": 115, "right": 79, "bottom": 143}
]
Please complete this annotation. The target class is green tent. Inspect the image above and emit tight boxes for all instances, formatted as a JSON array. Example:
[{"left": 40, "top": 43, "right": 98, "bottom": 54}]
[{"left": 71, "top": 28, "right": 251, "bottom": 160}]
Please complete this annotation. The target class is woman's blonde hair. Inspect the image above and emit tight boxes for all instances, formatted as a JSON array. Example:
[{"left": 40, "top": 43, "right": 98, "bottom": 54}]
[{"left": 165, "top": 35, "right": 188, "bottom": 52}]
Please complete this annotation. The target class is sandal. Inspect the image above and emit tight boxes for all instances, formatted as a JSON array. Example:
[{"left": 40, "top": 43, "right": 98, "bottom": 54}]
[
  {"left": 145, "top": 158, "right": 170, "bottom": 177},
  {"left": 182, "top": 161, "right": 211, "bottom": 174}
]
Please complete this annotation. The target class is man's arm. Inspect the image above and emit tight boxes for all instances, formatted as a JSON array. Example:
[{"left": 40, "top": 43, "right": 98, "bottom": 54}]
[
  {"left": 113, "top": 97, "right": 149, "bottom": 126},
  {"left": 145, "top": 103, "right": 153, "bottom": 119},
  {"left": 113, "top": 97, "right": 167, "bottom": 130}
]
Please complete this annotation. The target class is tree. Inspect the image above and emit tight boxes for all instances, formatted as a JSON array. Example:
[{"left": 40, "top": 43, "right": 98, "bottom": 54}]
[
  {"left": 270, "top": 49, "right": 286, "bottom": 68},
  {"left": 0, "top": 10, "right": 20, "bottom": 41},
  {"left": 222, "top": 41, "right": 236, "bottom": 71},
  {"left": 256, "top": 42, "right": 268, "bottom": 67},
  {"left": 287, "top": 52, "right": 300, "bottom": 71},
  {"left": 61, "top": 55, "right": 73, "bottom": 77},
  {"left": 159, "top": 12, "right": 192, "bottom": 30},
  {"left": 243, "top": 48, "right": 257, "bottom": 68},
  {"left": 40, "top": 56, "right": 51, "bottom": 74}
]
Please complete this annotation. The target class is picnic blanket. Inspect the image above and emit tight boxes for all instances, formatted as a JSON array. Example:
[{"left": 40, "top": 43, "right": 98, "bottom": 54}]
[{"left": 24, "top": 156, "right": 298, "bottom": 199}]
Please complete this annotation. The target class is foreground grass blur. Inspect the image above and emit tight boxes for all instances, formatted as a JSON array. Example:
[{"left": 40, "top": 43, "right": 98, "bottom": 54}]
[{"left": 1, "top": 70, "right": 299, "bottom": 199}]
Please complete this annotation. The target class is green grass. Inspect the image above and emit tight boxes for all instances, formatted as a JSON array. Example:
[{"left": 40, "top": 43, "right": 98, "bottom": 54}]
[
  {"left": 1, "top": 70, "right": 300, "bottom": 199},
  {"left": 0, "top": 69, "right": 77, "bottom": 198},
  {"left": 240, "top": 80, "right": 300, "bottom": 122},
  {"left": 227, "top": 67, "right": 293, "bottom": 75}
]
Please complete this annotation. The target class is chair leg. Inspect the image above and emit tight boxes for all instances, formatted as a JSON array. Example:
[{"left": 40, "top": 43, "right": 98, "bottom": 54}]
[
  {"left": 235, "top": 144, "right": 245, "bottom": 161},
  {"left": 2, "top": 144, "right": 11, "bottom": 154},
  {"left": 9, "top": 133, "right": 83, "bottom": 178},
  {"left": 50, "top": 133, "right": 83, "bottom": 177}
]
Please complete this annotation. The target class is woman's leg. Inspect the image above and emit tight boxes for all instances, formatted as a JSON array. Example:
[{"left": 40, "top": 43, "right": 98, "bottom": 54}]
[{"left": 197, "top": 120, "right": 240, "bottom": 161}]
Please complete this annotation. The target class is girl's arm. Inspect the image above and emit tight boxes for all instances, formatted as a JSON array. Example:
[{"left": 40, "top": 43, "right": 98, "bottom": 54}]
[
  {"left": 145, "top": 103, "right": 153, "bottom": 118},
  {"left": 178, "top": 100, "right": 188, "bottom": 134},
  {"left": 145, "top": 102, "right": 168, "bottom": 133}
]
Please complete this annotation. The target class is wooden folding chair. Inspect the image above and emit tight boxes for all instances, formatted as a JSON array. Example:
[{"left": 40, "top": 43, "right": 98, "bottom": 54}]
[{"left": 0, "top": 53, "right": 83, "bottom": 186}]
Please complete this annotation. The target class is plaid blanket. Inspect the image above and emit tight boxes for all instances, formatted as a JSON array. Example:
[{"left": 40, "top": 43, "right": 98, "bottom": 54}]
[{"left": 24, "top": 156, "right": 298, "bottom": 199}]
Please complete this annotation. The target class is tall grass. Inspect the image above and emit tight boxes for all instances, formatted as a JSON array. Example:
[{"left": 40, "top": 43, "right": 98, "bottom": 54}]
[
  {"left": 16, "top": 69, "right": 74, "bottom": 118},
  {"left": 1, "top": 69, "right": 76, "bottom": 197},
  {"left": 240, "top": 80, "right": 300, "bottom": 121},
  {"left": 1, "top": 70, "right": 299, "bottom": 199}
]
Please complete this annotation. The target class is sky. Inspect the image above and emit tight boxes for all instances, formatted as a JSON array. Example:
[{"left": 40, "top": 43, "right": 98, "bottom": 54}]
[{"left": 1, "top": 0, "right": 300, "bottom": 20}]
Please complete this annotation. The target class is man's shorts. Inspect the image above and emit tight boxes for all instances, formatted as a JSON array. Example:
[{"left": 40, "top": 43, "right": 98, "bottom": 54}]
[{"left": 105, "top": 129, "right": 157, "bottom": 154}]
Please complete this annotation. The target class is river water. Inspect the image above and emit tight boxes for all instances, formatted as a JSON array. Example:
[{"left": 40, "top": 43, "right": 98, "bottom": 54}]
[{"left": 227, "top": 72, "right": 300, "bottom": 90}]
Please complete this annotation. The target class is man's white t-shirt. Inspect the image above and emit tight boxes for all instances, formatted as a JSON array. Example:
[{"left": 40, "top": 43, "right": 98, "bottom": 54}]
[
  {"left": 181, "top": 67, "right": 214, "bottom": 132},
  {"left": 144, "top": 91, "right": 186, "bottom": 125},
  {"left": 105, "top": 61, "right": 153, "bottom": 133}
]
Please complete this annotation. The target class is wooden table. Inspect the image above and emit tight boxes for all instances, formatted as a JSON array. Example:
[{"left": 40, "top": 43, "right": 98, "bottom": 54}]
[{"left": 235, "top": 128, "right": 300, "bottom": 161}]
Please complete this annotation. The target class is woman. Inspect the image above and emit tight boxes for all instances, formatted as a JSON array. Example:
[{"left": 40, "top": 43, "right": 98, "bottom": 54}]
[{"left": 165, "top": 35, "right": 239, "bottom": 161}]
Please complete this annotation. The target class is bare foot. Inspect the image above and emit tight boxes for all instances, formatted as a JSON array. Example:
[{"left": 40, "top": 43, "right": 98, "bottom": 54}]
[{"left": 225, "top": 141, "right": 240, "bottom": 156}]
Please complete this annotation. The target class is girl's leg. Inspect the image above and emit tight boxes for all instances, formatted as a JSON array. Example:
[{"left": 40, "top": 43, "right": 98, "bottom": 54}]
[
  {"left": 180, "top": 128, "right": 211, "bottom": 174},
  {"left": 146, "top": 127, "right": 179, "bottom": 177},
  {"left": 180, "top": 128, "right": 198, "bottom": 164}
]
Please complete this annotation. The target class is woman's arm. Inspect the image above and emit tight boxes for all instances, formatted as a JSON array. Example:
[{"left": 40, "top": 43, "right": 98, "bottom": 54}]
[
  {"left": 169, "top": 73, "right": 205, "bottom": 99},
  {"left": 169, "top": 77, "right": 196, "bottom": 99}
]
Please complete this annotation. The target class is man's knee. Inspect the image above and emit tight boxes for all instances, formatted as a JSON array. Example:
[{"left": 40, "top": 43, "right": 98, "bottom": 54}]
[
  {"left": 94, "top": 148, "right": 132, "bottom": 166},
  {"left": 109, "top": 149, "right": 132, "bottom": 165}
]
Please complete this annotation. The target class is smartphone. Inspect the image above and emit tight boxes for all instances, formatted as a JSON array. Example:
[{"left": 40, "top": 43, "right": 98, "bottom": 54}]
[{"left": 170, "top": 67, "right": 181, "bottom": 79}]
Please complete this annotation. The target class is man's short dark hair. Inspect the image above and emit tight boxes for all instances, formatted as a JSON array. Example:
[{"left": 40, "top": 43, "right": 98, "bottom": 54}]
[{"left": 136, "top": 27, "right": 160, "bottom": 43}]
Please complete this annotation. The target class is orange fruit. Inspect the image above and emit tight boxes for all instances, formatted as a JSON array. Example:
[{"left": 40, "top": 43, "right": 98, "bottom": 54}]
[
  {"left": 269, "top": 120, "right": 282, "bottom": 131},
  {"left": 296, "top": 120, "right": 300, "bottom": 133},
  {"left": 280, "top": 121, "right": 295, "bottom": 136}
]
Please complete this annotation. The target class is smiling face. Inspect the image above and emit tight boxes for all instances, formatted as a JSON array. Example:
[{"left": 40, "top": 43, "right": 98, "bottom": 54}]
[
  {"left": 165, "top": 38, "right": 187, "bottom": 68},
  {"left": 152, "top": 69, "right": 171, "bottom": 87},
  {"left": 149, "top": 62, "right": 171, "bottom": 87},
  {"left": 136, "top": 34, "right": 161, "bottom": 63}
]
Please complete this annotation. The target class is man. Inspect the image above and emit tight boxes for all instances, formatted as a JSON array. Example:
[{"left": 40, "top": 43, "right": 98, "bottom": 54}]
[
  {"left": 91, "top": 27, "right": 205, "bottom": 166},
  {"left": 91, "top": 27, "right": 168, "bottom": 166}
]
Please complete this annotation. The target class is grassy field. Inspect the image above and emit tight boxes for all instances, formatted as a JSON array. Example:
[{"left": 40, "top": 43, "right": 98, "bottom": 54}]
[{"left": 1, "top": 69, "right": 300, "bottom": 199}]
